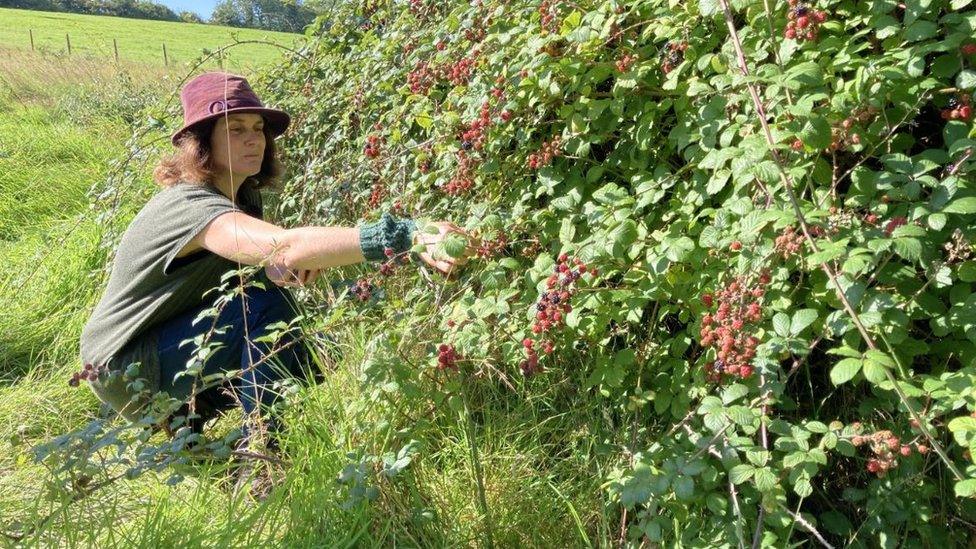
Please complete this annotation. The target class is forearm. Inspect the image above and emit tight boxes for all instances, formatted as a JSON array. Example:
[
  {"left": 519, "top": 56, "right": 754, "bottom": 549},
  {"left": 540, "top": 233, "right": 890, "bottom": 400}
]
[
  {"left": 279, "top": 213, "right": 417, "bottom": 271},
  {"left": 279, "top": 226, "right": 366, "bottom": 271}
]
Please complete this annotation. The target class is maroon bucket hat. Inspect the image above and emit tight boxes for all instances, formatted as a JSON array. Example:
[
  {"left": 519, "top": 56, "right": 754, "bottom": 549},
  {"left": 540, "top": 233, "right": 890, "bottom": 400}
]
[{"left": 171, "top": 72, "right": 290, "bottom": 146}]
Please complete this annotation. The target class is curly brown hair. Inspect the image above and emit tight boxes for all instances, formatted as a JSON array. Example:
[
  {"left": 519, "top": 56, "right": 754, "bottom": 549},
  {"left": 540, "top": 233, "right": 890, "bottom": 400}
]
[{"left": 152, "top": 120, "right": 285, "bottom": 190}]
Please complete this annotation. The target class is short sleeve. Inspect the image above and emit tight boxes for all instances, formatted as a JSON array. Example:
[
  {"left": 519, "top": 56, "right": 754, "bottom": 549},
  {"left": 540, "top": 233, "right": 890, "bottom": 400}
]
[{"left": 160, "top": 184, "right": 245, "bottom": 276}]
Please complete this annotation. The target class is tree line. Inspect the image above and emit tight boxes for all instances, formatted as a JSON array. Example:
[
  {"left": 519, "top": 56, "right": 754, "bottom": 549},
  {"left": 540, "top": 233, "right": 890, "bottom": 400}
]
[{"left": 0, "top": 0, "right": 337, "bottom": 32}]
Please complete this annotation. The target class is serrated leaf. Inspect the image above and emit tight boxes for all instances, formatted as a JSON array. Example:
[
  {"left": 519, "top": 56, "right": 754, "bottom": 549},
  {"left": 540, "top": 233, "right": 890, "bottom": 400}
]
[
  {"left": 806, "top": 421, "right": 828, "bottom": 433},
  {"left": 800, "top": 117, "right": 832, "bottom": 149},
  {"left": 790, "top": 309, "right": 818, "bottom": 336},
  {"left": 948, "top": 416, "right": 976, "bottom": 433},
  {"left": 944, "top": 197, "right": 976, "bottom": 214},
  {"left": 729, "top": 464, "right": 755, "bottom": 484},
  {"left": 830, "top": 358, "right": 862, "bottom": 385},
  {"left": 773, "top": 313, "right": 791, "bottom": 338},
  {"left": 722, "top": 383, "right": 749, "bottom": 404},
  {"left": 754, "top": 468, "right": 778, "bottom": 491},
  {"left": 862, "top": 359, "right": 887, "bottom": 384},
  {"left": 727, "top": 405, "right": 756, "bottom": 426},
  {"left": 893, "top": 238, "right": 922, "bottom": 262},
  {"left": 794, "top": 477, "right": 813, "bottom": 497}
]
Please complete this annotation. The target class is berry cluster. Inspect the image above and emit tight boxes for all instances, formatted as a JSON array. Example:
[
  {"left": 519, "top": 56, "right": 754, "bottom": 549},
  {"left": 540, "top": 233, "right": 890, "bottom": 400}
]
[
  {"left": 437, "top": 343, "right": 460, "bottom": 371},
  {"left": 851, "top": 428, "right": 928, "bottom": 478},
  {"left": 491, "top": 74, "right": 506, "bottom": 101},
  {"left": 408, "top": 61, "right": 436, "bottom": 95},
  {"left": 774, "top": 226, "right": 804, "bottom": 258},
  {"left": 784, "top": 1, "right": 827, "bottom": 42},
  {"left": 464, "top": 26, "right": 486, "bottom": 43},
  {"left": 364, "top": 134, "right": 384, "bottom": 159},
  {"left": 527, "top": 136, "right": 562, "bottom": 169},
  {"left": 615, "top": 52, "right": 637, "bottom": 72},
  {"left": 941, "top": 95, "right": 973, "bottom": 121},
  {"left": 660, "top": 40, "right": 687, "bottom": 74},
  {"left": 538, "top": 0, "right": 561, "bottom": 34},
  {"left": 446, "top": 149, "right": 477, "bottom": 195},
  {"left": 68, "top": 362, "right": 108, "bottom": 387},
  {"left": 521, "top": 253, "right": 594, "bottom": 375},
  {"left": 379, "top": 247, "right": 411, "bottom": 276},
  {"left": 476, "top": 232, "right": 508, "bottom": 259},
  {"left": 458, "top": 101, "right": 493, "bottom": 151},
  {"left": 444, "top": 55, "right": 477, "bottom": 87},
  {"left": 368, "top": 180, "right": 385, "bottom": 209},
  {"left": 826, "top": 105, "right": 880, "bottom": 152},
  {"left": 883, "top": 216, "right": 907, "bottom": 237},
  {"left": 351, "top": 278, "right": 374, "bottom": 301},
  {"left": 700, "top": 273, "right": 771, "bottom": 382},
  {"left": 963, "top": 43, "right": 976, "bottom": 56},
  {"left": 416, "top": 143, "right": 433, "bottom": 174}
]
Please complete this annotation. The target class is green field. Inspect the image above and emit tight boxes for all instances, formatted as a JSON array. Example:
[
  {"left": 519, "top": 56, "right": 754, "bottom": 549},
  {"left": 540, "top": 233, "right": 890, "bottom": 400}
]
[{"left": 0, "top": 7, "right": 307, "bottom": 71}]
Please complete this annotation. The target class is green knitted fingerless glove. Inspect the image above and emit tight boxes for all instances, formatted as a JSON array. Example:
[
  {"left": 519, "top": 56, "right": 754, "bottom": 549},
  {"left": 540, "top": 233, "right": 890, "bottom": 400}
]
[{"left": 358, "top": 213, "right": 417, "bottom": 262}]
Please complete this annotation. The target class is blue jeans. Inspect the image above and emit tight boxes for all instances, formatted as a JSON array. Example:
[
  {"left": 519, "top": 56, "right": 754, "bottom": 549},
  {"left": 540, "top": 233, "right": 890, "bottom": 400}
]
[{"left": 153, "top": 278, "right": 321, "bottom": 444}]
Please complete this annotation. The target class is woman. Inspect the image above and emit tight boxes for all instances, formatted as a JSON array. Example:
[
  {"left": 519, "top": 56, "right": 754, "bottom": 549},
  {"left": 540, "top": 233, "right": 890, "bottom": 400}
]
[{"left": 77, "top": 72, "right": 473, "bottom": 451}]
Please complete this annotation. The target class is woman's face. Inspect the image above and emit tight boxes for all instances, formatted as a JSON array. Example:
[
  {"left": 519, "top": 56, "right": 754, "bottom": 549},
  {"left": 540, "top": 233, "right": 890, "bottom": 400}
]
[{"left": 210, "top": 113, "right": 266, "bottom": 178}]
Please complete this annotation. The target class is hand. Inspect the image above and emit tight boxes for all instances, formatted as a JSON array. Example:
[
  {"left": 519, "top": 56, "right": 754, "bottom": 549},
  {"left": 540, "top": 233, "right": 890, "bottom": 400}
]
[
  {"left": 265, "top": 263, "right": 321, "bottom": 288},
  {"left": 412, "top": 221, "right": 479, "bottom": 278}
]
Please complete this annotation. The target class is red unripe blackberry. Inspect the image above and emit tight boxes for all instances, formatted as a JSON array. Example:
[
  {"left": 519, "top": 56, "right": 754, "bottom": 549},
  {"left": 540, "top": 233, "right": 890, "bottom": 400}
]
[{"left": 730, "top": 241, "right": 742, "bottom": 251}]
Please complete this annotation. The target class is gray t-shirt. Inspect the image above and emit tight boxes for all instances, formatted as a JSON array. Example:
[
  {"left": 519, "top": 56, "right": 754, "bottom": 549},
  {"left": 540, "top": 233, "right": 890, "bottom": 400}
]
[{"left": 81, "top": 180, "right": 264, "bottom": 422}]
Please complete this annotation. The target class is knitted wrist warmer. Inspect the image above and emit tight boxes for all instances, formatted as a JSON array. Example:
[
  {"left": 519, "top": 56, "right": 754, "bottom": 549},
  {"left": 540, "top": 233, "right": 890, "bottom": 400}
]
[{"left": 359, "top": 213, "right": 417, "bottom": 262}]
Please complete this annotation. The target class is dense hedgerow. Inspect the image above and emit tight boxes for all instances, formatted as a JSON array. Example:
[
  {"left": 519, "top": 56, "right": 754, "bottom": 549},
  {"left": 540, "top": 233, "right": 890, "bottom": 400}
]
[
  {"left": 31, "top": 0, "right": 976, "bottom": 545},
  {"left": 255, "top": 0, "right": 976, "bottom": 544}
]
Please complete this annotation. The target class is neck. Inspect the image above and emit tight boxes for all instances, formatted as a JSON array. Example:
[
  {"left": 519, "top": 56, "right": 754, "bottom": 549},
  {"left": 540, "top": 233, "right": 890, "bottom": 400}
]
[{"left": 211, "top": 173, "right": 247, "bottom": 201}]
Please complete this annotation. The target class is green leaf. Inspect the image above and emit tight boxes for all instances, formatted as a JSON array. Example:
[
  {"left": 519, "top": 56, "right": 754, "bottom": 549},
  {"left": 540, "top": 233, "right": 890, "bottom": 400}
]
[
  {"left": 862, "top": 359, "right": 888, "bottom": 384},
  {"left": 729, "top": 464, "right": 755, "bottom": 484},
  {"left": 892, "top": 238, "right": 922, "bottom": 262},
  {"left": 958, "top": 70, "right": 976, "bottom": 91},
  {"left": 904, "top": 20, "right": 937, "bottom": 42},
  {"left": 948, "top": 416, "right": 976, "bottom": 433},
  {"left": 790, "top": 309, "right": 818, "bottom": 336},
  {"left": 773, "top": 313, "right": 791, "bottom": 338},
  {"left": 727, "top": 405, "right": 756, "bottom": 426},
  {"left": 699, "top": 0, "right": 720, "bottom": 16},
  {"left": 794, "top": 477, "right": 813, "bottom": 497},
  {"left": 754, "top": 468, "right": 778, "bottom": 492},
  {"left": 442, "top": 234, "right": 469, "bottom": 258},
  {"left": 955, "top": 479, "right": 976, "bottom": 498},
  {"left": 944, "top": 197, "right": 976, "bottom": 214},
  {"left": 785, "top": 61, "right": 824, "bottom": 88},
  {"left": 673, "top": 476, "right": 695, "bottom": 499},
  {"left": 830, "top": 358, "right": 862, "bottom": 385},
  {"left": 800, "top": 117, "right": 832, "bottom": 149},
  {"left": 806, "top": 421, "right": 828, "bottom": 434}
]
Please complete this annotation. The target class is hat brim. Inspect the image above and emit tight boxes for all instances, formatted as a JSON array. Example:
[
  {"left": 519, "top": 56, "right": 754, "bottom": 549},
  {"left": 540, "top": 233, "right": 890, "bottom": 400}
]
[{"left": 171, "top": 106, "right": 290, "bottom": 146}]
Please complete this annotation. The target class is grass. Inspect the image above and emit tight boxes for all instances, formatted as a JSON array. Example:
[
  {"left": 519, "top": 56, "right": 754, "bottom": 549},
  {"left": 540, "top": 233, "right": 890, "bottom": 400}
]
[
  {"left": 0, "top": 7, "right": 307, "bottom": 71},
  {"left": 0, "top": 45, "right": 620, "bottom": 546}
]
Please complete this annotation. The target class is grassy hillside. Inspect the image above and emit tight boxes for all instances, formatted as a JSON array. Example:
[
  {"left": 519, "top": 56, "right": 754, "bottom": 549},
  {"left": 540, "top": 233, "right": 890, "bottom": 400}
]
[{"left": 0, "top": 7, "right": 307, "bottom": 71}]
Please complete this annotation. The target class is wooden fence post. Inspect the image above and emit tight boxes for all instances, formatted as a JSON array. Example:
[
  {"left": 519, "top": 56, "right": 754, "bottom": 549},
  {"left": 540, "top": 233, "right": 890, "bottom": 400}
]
[
  {"left": 113, "top": 38, "right": 119, "bottom": 63},
  {"left": 29, "top": 29, "right": 34, "bottom": 51},
  {"left": 162, "top": 43, "right": 168, "bottom": 66},
  {"left": 65, "top": 33, "right": 71, "bottom": 55}
]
